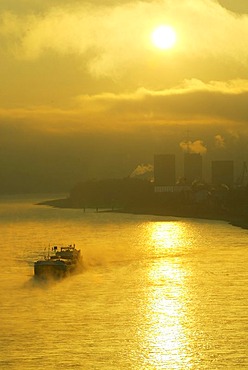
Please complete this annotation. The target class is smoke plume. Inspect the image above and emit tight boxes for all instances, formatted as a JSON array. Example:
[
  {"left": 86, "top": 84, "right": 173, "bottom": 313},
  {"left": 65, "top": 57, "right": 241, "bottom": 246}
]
[
  {"left": 214, "top": 134, "right": 225, "bottom": 148},
  {"left": 179, "top": 140, "right": 207, "bottom": 154},
  {"left": 130, "top": 164, "right": 153, "bottom": 178}
]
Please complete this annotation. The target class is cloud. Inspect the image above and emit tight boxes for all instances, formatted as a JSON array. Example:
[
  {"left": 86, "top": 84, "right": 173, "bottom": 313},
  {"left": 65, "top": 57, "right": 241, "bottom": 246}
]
[
  {"left": 179, "top": 140, "right": 207, "bottom": 154},
  {"left": 1, "top": 0, "right": 248, "bottom": 78},
  {"left": 214, "top": 134, "right": 225, "bottom": 148},
  {"left": 2, "top": 78, "right": 248, "bottom": 135},
  {"left": 75, "top": 78, "right": 248, "bottom": 127},
  {"left": 218, "top": 0, "right": 248, "bottom": 14}
]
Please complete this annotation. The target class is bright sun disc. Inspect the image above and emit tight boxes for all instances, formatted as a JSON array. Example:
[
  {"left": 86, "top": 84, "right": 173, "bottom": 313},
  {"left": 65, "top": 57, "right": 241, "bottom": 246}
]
[{"left": 152, "top": 25, "right": 177, "bottom": 50}]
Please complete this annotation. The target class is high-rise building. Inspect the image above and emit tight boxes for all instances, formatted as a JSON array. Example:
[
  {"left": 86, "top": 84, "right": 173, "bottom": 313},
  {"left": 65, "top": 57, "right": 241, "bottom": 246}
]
[
  {"left": 184, "top": 153, "right": 203, "bottom": 185},
  {"left": 211, "top": 160, "right": 234, "bottom": 187},
  {"left": 154, "top": 154, "right": 176, "bottom": 190}
]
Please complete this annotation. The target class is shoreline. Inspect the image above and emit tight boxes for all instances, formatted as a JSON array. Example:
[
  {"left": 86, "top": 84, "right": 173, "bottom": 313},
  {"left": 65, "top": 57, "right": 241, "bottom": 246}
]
[{"left": 37, "top": 198, "right": 248, "bottom": 231}]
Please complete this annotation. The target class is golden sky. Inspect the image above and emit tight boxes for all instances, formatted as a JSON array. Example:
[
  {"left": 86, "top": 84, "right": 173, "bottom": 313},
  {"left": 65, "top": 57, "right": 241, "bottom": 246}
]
[{"left": 1, "top": 0, "right": 248, "bottom": 191}]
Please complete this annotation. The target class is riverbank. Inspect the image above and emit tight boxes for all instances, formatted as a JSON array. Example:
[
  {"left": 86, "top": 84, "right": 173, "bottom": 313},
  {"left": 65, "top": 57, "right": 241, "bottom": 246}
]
[{"left": 37, "top": 197, "right": 248, "bottom": 231}]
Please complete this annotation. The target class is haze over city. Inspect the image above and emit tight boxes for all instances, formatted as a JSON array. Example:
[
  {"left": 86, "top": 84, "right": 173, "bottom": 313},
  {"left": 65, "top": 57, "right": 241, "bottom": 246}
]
[{"left": 1, "top": 0, "right": 248, "bottom": 192}]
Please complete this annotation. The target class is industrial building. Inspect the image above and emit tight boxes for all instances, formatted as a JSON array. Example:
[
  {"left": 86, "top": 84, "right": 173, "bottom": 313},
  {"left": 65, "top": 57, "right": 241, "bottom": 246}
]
[
  {"left": 211, "top": 160, "right": 234, "bottom": 188},
  {"left": 184, "top": 153, "right": 203, "bottom": 185},
  {"left": 154, "top": 154, "right": 176, "bottom": 192}
]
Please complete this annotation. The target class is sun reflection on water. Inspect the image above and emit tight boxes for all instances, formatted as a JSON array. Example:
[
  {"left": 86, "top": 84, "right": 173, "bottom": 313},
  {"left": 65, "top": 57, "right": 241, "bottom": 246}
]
[
  {"left": 149, "top": 221, "right": 186, "bottom": 251},
  {"left": 140, "top": 221, "right": 192, "bottom": 369}
]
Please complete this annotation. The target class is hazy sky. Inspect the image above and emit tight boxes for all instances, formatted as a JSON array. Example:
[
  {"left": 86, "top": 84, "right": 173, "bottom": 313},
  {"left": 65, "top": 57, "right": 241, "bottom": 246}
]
[{"left": 1, "top": 0, "right": 248, "bottom": 191}]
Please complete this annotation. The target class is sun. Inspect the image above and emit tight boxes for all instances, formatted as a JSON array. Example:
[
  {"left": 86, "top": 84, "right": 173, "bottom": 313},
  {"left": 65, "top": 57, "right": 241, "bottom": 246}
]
[{"left": 151, "top": 25, "right": 177, "bottom": 50}]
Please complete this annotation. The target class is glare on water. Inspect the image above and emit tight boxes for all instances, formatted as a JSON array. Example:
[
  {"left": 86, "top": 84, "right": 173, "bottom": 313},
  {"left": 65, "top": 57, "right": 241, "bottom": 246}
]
[{"left": 0, "top": 195, "right": 248, "bottom": 369}]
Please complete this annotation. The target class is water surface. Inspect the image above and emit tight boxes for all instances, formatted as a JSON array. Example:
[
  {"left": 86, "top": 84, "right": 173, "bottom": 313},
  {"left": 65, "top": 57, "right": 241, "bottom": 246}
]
[{"left": 0, "top": 195, "right": 248, "bottom": 369}]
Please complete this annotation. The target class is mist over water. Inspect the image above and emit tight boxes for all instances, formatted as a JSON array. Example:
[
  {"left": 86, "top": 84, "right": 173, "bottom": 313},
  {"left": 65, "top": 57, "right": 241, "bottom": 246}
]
[{"left": 1, "top": 195, "right": 248, "bottom": 369}]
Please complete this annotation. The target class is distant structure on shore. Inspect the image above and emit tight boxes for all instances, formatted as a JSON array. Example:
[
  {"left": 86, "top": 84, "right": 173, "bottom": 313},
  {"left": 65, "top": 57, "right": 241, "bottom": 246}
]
[
  {"left": 154, "top": 154, "right": 176, "bottom": 192},
  {"left": 154, "top": 153, "right": 236, "bottom": 192},
  {"left": 184, "top": 153, "right": 202, "bottom": 185},
  {"left": 211, "top": 160, "right": 234, "bottom": 188}
]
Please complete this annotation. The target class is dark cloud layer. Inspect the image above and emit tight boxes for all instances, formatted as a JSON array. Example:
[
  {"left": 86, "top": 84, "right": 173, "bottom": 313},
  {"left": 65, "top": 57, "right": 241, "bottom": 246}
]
[{"left": 218, "top": 0, "right": 248, "bottom": 14}]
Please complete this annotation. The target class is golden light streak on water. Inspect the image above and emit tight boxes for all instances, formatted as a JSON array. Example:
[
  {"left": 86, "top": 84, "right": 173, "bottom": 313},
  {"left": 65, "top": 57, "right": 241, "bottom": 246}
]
[
  {"left": 146, "top": 263, "right": 189, "bottom": 367},
  {"left": 135, "top": 221, "right": 193, "bottom": 368},
  {"left": 149, "top": 221, "right": 183, "bottom": 250}
]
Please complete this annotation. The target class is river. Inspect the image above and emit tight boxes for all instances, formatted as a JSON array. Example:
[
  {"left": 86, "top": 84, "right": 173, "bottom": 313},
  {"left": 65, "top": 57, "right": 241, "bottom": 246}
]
[{"left": 0, "top": 195, "right": 248, "bottom": 369}]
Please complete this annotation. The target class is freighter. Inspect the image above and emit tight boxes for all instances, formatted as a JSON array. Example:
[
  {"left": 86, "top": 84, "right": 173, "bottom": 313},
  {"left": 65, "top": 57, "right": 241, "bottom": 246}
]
[{"left": 34, "top": 244, "right": 82, "bottom": 279}]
